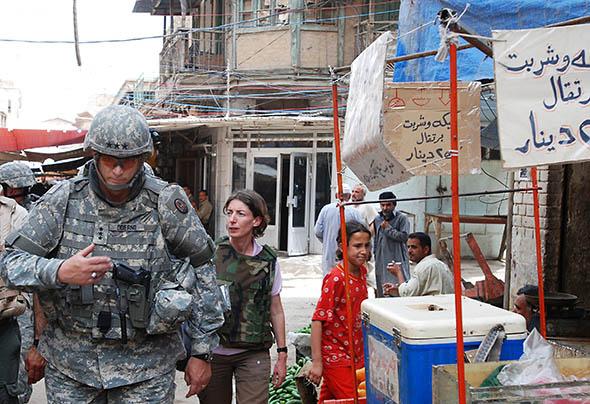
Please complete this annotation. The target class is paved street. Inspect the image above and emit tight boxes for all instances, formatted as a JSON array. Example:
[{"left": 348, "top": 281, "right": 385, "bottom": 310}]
[{"left": 28, "top": 254, "right": 504, "bottom": 403}]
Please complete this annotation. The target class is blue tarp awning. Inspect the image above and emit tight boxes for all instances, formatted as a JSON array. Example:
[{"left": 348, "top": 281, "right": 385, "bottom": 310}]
[{"left": 394, "top": 0, "right": 590, "bottom": 82}]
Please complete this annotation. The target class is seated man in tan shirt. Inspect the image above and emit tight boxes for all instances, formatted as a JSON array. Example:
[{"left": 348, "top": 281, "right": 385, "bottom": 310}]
[{"left": 383, "top": 232, "right": 454, "bottom": 297}]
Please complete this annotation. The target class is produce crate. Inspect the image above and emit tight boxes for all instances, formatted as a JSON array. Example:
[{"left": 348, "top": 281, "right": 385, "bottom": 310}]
[{"left": 432, "top": 357, "right": 590, "bottom": 403}]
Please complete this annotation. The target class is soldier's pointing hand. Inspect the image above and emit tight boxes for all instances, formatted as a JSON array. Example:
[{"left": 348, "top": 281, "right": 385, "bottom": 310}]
[{"left": 57, "top": 243, "right": 112, "bottom": 285}]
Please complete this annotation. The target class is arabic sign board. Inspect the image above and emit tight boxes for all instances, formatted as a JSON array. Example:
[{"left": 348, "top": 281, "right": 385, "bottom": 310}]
[
  {"left": 382, "top": 82, "right": 482, "bottom": 176},
  {"left": 343, "top": 31, "right": 412, "bottom": 191},
  {"left": 493, "top": 24, "right": 590, "bottom": 168},
  {"left": 344, "top": 141, "right": 411, "bottom": 191}
]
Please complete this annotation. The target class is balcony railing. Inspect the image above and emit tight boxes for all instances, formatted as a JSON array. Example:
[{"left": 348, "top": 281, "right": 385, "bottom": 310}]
[
  {"left": 354, "top": 19, "right": 398, "bottom": 58},
  {"left": 160, "top": 28, "right": 226, "bottom": 80}
]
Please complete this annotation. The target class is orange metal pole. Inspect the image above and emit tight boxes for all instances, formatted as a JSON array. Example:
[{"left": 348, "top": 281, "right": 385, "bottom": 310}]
[
  {"left": 530, "top": 167, "right": 547, "bottom": 337},
  {"left": 331, "top": 75, "right": 359, "bottom": 404},
  {"left": 449, "top": 42, "right": 467, "bottom": 404}
]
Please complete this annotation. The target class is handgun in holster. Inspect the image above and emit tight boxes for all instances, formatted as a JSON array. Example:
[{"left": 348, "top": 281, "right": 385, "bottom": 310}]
[{"left": 112, "top": 262, "right": 151, "bottom": 343}]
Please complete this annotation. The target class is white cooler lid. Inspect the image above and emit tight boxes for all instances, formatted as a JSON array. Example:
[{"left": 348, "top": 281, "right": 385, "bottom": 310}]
[{"left": 361, "top": 295, "right": 527, "bottom": 340}]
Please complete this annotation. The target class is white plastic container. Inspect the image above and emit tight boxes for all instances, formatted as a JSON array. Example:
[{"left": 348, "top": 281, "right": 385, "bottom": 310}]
[{"left": 361, "top": 295, "right": 527, "bottom": 404}]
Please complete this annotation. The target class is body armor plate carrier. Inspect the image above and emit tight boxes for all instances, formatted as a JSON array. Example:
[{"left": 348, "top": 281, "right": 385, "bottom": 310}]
[{"left": 215, "top": 237, "right": 276, "bottom": 350}]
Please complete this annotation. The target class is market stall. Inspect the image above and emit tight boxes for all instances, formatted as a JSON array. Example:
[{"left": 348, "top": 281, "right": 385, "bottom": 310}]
[{"left": 329, "top": 3, "right": 590, "bottom": 403}]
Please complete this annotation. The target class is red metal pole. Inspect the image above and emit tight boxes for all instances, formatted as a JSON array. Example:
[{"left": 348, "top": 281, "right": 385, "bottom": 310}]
[
  {"left": 449, "top": 42, "right": 467, "bottom": 404},
  {"left": 530, "top": 167, "right": 547, "bottom": 337},
  {"left": 331, "top": 75, "right": 359, "bottom": 404}
]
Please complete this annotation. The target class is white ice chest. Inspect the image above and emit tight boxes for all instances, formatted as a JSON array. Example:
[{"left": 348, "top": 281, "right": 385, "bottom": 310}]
[{"left": 361, "top": 295, "right": 527, "bottom": 404}]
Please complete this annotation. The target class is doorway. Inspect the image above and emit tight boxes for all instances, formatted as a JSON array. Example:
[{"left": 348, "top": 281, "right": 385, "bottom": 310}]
[
  {"left": 247, "top": 151, "right": 311, "bottom": 255},
  {"left": 279, "top": 155, "right": 290, "bottom": 251},
  {"left": 278, "top": 153, "right": 311, "bottom": 256}
]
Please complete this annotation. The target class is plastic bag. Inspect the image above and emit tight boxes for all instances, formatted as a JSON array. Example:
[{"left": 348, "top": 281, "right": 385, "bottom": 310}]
[
  {"left": 497, "top": 329, "right": 564, "bottom": 386},
  {"left": 288, "top": 331, "right": 312, "bottom": 359}
]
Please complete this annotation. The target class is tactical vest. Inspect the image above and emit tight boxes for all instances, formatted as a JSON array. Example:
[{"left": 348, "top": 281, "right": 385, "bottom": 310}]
[
  {"left": 44, "top": 176, "right": 175, "bottom": 340},
  {"left": 215, "top": 237, "right": 276, "bottom": 349}
]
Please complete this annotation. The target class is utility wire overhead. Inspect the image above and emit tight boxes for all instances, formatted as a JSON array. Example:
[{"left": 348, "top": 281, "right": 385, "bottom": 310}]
[{"left": 0, "top": 8, "right": 399, "bottom": 44}]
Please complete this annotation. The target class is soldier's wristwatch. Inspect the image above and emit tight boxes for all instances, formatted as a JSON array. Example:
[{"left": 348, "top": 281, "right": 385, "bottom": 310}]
[
  {"left": 276, "top": 346, "right": 288, "bottom": 353},
  {"left": 192, "top": 353, "right": 213, "bottom": 362}
]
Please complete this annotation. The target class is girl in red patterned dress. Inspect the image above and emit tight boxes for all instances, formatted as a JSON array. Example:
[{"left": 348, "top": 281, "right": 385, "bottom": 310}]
[{"left": 308, "top": 221, "right": 371, "bottom": 402}]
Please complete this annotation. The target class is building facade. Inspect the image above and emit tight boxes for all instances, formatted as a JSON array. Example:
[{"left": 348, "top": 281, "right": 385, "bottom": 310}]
[{"left": 130, "top": 0, "right": 400, "bottom": 254}]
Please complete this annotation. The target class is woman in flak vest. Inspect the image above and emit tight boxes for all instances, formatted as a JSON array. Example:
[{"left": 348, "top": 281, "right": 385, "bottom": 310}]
[{"left": 198, "top": 190, "right": 287, "bottom": 404}]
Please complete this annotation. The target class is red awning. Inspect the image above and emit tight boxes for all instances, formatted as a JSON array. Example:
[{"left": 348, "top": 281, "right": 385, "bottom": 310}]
[{"left": 0, "top": 128, "right": 87, "bottom": 152}]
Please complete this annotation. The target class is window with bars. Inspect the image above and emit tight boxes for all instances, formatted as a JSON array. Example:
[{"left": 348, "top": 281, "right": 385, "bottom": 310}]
[
  {"left": 258, "top": 0, "right": 288, "bottom": 25},
  {"left": 354, "top": 0, "right": 401, "bottom": 56},
  {"left": 303, "top": 0, "right": 337, "bottom": 25},
  {"left": 373, "top": 0, "right": 400, "bottom": 22},
  {"left": 238, "top": 0, "right": 289, "bottom": 26}
]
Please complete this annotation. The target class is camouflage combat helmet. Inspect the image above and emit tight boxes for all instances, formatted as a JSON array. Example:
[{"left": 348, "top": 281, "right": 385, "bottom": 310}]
[
  {"left": 0, "top": 161, "right": 36, "bottom": 188},
  {"left": 84, "top": 105, "right": 153, "bottom": 158}
]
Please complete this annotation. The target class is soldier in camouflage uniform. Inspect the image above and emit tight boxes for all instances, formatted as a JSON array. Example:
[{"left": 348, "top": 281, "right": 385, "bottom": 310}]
[
  {"left": 0, "top": 105, "right": 225, "bottom": 403},
  {"left": 0, "top": 164, "right": 45, "bottom": 404},
  {"left": 199, "top": 190, "right": 287, "bottom": 404},
  {"left": 0, "top": 189, "right": 28, "bottom": 404},
  {"left": 0, "top": 162, "right": 39, "bottom": 211}
]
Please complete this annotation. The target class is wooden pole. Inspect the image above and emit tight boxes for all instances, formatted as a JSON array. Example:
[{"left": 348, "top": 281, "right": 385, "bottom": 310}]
[
  {"left": 331, "top": 74, "right": 359, "bottom": 404},
  {"left": 449, "top": 42, "right": 467, "bottom": 404},
  {"left": 531, "top": 167, "right": 547, "bottom": 337}
]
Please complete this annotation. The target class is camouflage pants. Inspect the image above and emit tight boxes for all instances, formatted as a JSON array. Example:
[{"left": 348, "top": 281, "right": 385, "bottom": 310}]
[
  {"left": 44, "top": 364, "right": 175, "bottom": 404},
  {"left": 15, "top": 301, "right": 33, "bottom": 404}
]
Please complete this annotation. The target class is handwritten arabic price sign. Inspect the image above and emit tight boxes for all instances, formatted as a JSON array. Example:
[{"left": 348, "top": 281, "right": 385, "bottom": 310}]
[
  {"left": 493, "top": 24, "right": 590, "bottom": 168},
  {"left": 382, "top": 82, "right": 482, "bottom": 175},
  {"left": 344, "top": 141, "right": 411, "bottom": 191}
]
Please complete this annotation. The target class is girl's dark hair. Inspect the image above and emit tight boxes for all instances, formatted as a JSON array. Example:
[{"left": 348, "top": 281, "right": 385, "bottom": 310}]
[
  {"left": 335, "top": 221, "right": 372, "bottom": 260},
  {"left": 223, "top": 189, "right": 270, "bottom": 238}
]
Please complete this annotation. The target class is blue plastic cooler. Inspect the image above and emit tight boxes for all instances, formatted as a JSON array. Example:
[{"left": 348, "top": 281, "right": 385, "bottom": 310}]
[{"left": 361, "top": 295, "right": 527, "bottom": 404}]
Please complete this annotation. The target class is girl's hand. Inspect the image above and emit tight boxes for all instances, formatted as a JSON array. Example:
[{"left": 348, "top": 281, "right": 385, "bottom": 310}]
[
  {"left": 307, "top": 360, "right": 323, "bottom": 385},
  {"left": 272, "top": 353, "right": 287, "bottom": 388}
]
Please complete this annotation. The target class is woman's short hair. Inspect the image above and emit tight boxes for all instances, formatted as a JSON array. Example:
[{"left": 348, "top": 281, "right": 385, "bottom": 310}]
[{"left": 223, "top": 189, "right": 270, "bottom": 238}]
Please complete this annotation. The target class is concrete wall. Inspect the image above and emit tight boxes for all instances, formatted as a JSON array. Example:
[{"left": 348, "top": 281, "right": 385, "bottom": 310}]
[
  {"left": 559, "top": 162, "right": 590, "bottom": 310},
  {"left": 510, "top": 163, "right": 590, "bottom": 310},
  {"left": 299, "top": 29, "right": 338, "bottom": 68},
  {"left": 235, "top": 28, "right": 292, "bottom": 70},
  {"left": 342, "top": 6, "right": 358, "bottom": 66},
  {"left": 423, "top": 160, "right": 509, "bottom": 258},
  {"left": 214, "top": 127, "right": 233, "bottom": 239},
  {"left": 509, "top": 165, "right": 563, "bottom": 300}
]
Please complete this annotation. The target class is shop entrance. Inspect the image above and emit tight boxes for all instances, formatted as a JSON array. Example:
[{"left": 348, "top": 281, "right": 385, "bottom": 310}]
[
  {"left": 250, "top": 152, "right": 311, "bottom": 255},
  {"left": 278, "top": 153, "right": 311, "bottom": 255}
]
